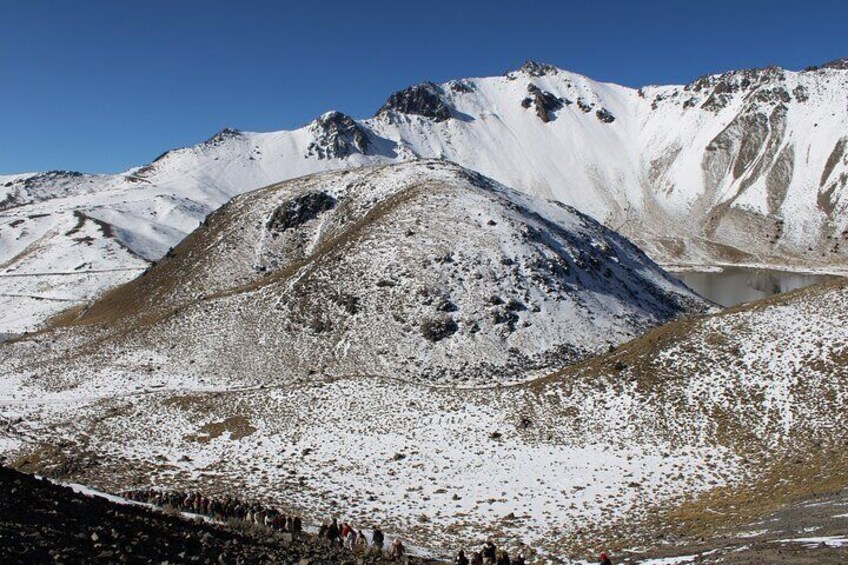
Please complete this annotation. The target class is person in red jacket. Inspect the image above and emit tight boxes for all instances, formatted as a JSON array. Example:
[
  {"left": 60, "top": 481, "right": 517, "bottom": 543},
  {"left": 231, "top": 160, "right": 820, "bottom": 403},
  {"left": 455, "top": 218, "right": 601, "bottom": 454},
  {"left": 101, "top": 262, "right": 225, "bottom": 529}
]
[{"left": 599, "top": 551, "right": 613, "bottom": 565}]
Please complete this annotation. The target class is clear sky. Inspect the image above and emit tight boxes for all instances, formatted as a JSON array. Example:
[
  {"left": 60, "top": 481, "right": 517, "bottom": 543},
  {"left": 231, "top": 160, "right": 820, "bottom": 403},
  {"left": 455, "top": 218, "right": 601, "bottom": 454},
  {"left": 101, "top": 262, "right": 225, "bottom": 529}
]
[{"left": 2, "top": 0, "right": 845, "bottom": 174}]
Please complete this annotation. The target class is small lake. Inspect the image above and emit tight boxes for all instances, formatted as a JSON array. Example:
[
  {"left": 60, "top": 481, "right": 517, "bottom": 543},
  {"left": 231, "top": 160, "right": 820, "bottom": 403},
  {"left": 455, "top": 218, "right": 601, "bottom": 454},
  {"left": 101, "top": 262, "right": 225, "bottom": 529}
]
[{"left": 675, "top": 267, "right": 836, "bottom": 307}]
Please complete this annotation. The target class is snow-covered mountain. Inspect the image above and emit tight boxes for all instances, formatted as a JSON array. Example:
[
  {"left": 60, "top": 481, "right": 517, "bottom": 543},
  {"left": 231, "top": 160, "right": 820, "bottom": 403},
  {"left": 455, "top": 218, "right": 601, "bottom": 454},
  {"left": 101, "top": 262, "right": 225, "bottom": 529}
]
[
  {"left": 15, "top": 161, "right": 706, "bottom": 386},
  {"left": 3, "top": 58, "right": 848, "bottom": 332}
]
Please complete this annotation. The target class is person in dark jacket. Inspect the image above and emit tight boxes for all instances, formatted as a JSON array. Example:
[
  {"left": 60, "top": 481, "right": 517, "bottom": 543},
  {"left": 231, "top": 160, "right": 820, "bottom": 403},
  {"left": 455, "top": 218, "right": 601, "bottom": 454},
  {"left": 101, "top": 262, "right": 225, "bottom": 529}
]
[
  {"left": 455, "top": 549, "right": 470, "bottom": 565},
  {"left": 326, "top": 519, "right": 340, "bottom": 543},
  {"left": 599, "top": 552, "right": 613, "bottom": 565},
  {"left": 482, "top": 541, "right": 497, "bottom": 563},
  {"left": 372, "top": 528, "right": 385, "bottom": 552}
]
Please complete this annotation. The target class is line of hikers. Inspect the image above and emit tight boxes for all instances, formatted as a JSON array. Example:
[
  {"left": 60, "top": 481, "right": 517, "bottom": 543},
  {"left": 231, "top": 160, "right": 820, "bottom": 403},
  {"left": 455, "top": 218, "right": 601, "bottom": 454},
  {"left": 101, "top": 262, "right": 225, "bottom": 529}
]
[
  {"left": 120, "top": 489, "right": 403, "bottom": 558},
  {"left": 121, "top": 489, "right": 303, "bottom": 534},
  {"left": 453, "top": 545, "right": 612, "bottom": 565},
  {"left": 317, "top": 517, "right": 403, "bottom": 558},
  {"left": 120, "top": 488, "right": 615, "bottom": 564},
  {"left": 453, "top": 540, "right": 530, "bottom": 565}
]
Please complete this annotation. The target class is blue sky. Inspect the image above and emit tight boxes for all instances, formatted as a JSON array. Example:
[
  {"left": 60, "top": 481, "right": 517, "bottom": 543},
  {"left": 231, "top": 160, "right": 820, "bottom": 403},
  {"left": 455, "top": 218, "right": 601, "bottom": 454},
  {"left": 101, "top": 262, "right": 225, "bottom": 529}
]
[{"left": 1, "top": 0, "right": 845, "bottom": 173}]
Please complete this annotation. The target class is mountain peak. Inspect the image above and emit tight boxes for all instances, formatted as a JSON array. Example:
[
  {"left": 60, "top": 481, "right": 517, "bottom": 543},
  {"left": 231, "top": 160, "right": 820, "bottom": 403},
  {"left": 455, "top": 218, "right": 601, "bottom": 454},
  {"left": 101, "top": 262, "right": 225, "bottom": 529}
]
[
  {"left": 515, "top": 60, "right": 560, "bottom": 77},
  {"left": 376, "top": 82, "right": 453, "bottom": 122},
  {"left": 205, "top": 127, "right": 242, "bottom": 146},
  {"left": 53, "top": 159, "right": 706, "bottom": 385},
  {"left": 3, "top": 58, "right": 848, "bottom": 334},
  {"left": 306, "top": 111, "right": 370, "bottom": 159}
]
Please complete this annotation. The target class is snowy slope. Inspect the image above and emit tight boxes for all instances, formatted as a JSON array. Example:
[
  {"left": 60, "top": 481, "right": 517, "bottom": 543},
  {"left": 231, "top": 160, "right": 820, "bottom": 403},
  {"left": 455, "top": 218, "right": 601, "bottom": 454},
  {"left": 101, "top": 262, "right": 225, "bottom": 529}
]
[
  {"left": 3, "top": 58, "right": 848, "bottom": 332},
  {"left": 2, "top": 256, "right": 847, "bottom": 559}
]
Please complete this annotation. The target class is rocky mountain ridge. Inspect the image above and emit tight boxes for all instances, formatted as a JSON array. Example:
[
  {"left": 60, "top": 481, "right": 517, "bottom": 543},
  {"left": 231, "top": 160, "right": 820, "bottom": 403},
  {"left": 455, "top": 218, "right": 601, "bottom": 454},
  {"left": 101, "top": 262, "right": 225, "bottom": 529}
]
[{"left": 2, "top": 57, "right": 847, "bottom": 332}]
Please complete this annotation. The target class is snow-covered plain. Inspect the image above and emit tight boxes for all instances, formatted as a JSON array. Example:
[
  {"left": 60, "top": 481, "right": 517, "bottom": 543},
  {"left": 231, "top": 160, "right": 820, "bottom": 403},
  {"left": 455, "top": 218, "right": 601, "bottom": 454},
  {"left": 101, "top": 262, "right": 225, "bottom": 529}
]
[{"left": 3, "top": 60, "right": 848, "bottom": 332}]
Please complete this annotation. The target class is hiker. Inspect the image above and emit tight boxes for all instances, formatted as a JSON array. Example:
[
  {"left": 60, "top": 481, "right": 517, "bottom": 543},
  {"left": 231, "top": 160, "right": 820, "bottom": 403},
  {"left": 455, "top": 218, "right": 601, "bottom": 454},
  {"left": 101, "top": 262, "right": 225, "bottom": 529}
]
[
  {"left": 470, "top": 551, "right": 483, "bottom": 565},
  {"left": 455, "top": 549, "right": 470, "bottom": 565},
  {"left": 516, "top": 543, "right": 532, "bottom": 563},
  {"left": 389, "top": 538, "right": 405, "bottom": 560},
  {"left": 345, "top": 527, "right": 358, "bottom": 550},
  {"left": 292, "top": 515, "right": 303, "bottom": 534},
  {"left": 482, "top": 541, "right": 497, "bottom": 564},
  {"left": 496, "top": 551, "right": 511, "bottom": 565},
  {"left": 327, "top": 518, "right": 341, "bottom": 544},
  {"left": 372, "top": 527, "right": 385, "bottom": 553},
  {"left": 599, "top": 552, "right": 613, "bottom": 565},
  {"left": 355, "top": 529, "right": 368, "bottom": 553},
  {"left": 513, "top": 556, "right": 525, "bottom": 565}
]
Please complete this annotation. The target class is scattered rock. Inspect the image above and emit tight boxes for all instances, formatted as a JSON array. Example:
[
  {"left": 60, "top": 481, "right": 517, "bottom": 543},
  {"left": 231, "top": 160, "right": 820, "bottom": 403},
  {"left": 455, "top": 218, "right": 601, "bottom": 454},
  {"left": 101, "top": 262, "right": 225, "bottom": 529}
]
[{"left": 595, "top": 108, "right": 616, "bottom": 123}]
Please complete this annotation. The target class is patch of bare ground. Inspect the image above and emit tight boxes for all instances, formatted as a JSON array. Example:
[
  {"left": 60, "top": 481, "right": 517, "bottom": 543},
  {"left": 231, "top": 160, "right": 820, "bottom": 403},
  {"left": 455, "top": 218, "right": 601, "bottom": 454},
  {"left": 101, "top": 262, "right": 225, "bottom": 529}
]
[
  {"left": 9, "top": 442, "right": 99, "bottom": 480},
  {"left": 185, "top": 416, "right": 257, "bottom": 443},
  {"left": 659, "top": 448, "right": 848, "bottom": 541}
]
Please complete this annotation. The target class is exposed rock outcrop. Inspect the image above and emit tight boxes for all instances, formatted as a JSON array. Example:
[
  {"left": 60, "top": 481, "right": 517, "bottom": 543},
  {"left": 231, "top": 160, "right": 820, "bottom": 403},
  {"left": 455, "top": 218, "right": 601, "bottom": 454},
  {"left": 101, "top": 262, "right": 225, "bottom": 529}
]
[
  {"left": 205, "top": 127, "right": 243, "bottom": 146},
  {"left": 377, "top": 82, "right": 452, "bottom": 122},
  {"left": 266, "top": 192, "right": 337, "bottom": 233},
  {"left": 806, "top": 57, "right": 848, "bottom": 71},
  {"left": 515, "top": 60, "right": 559, "bottom": 77},
  {"left": 577, "top": 98, "right": 593, "bottom": 113},
  {"left": 306, "top": 111, "right": 370, "bottom": 159},
  {"left": 523, "top": 83, "right": 566, "bottom": 122},
  {"left": 595, "top": 108, "right": 616, "bottom": 123}
]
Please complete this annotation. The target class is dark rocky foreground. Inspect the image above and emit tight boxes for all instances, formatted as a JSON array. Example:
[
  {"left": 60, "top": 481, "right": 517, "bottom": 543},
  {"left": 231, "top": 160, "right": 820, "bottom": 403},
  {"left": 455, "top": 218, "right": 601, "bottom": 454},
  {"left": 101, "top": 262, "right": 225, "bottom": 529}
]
[
  {"left": 4, "top": 461, "right": 848, "bottom": 564},
  {"left": 0, "top": 466, "right": 436, "bottom": 564}
]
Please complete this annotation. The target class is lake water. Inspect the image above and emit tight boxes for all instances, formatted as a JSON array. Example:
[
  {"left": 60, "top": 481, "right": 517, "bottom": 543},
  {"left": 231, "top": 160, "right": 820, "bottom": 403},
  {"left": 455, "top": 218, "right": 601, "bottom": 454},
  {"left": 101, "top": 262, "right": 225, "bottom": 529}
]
[{"left": 675, "top": 267, "right": 836, "bottom": 307}]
